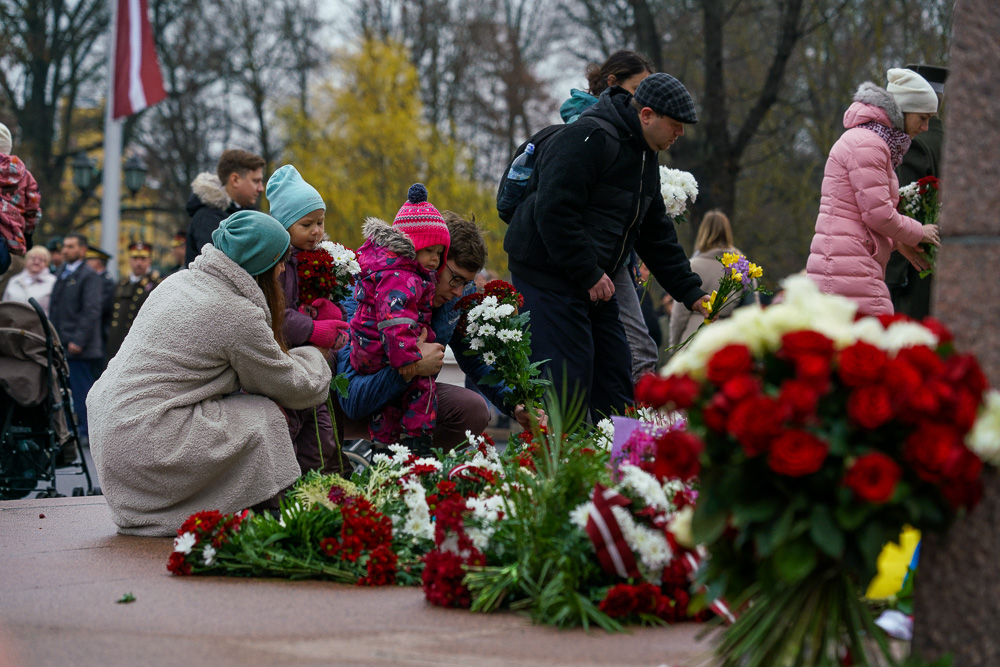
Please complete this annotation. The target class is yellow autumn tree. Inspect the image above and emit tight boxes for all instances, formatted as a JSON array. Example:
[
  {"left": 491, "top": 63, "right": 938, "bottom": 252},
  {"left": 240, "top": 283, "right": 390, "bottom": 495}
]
[{"left": 280, "top": 38, "right": 506, "bottom": 272}]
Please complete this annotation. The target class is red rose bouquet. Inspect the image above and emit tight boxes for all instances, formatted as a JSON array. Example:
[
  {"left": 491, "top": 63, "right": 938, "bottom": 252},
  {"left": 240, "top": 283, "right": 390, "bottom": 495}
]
[
  {"left": 898, "top": 175, "right": 941, "bottom": 278},
  {"left": 649, "top": 275, "right": 991, "bottom": 666}
]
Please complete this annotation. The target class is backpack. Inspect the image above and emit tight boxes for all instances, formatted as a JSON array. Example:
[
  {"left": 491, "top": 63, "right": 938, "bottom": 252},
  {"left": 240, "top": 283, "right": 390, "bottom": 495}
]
[{"left": 496, "top": 115, "right": 621, "bottom": 223}]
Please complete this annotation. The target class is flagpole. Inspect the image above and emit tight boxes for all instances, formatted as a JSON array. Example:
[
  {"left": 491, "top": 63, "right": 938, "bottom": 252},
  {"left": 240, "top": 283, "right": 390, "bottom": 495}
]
[{"left": 101, "top": 0, "right": 123, "bottom": 279}]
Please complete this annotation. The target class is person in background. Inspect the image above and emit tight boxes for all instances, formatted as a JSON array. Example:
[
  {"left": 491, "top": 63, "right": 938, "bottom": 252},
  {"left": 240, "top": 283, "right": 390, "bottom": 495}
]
[
  {"left": 669, "top": 210, "right": 745, "bottom": 347},
  {"left": 185, "top": 149, "right": 266, "bottom": 265},
  {"left": 164, "top": 230, "right": 187, "bottom": 276},
  {"left": 806, "top": 68, "right": 940, "bottom": 316},
  {"left": 2, "top": 245, "right": 56, "bottom": 314},
  {"left": 885, "top": 64, "right": 948, "bottom": 319},
  {"left": 84, "top": 245, "right": 116, "bottom": 378},
  {"left": 46, "top": 237, "right": 63, "bottom": 275},
  {"left": 559, "top": 50, "right": 653, "bottom": 123},
  {"left": 105, "top": 241, "right": 161, "bottom": 364},
  {"left": 48, "top": 233, "right": 103, "bottom": 444}
]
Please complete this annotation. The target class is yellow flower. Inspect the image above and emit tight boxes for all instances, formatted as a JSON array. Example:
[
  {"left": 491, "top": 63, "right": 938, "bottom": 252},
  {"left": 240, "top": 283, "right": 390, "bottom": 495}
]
[
  {"left": 731, "top": 270, "right": 743, "bottom": 281},
  {"left": 721, "top": 252, "right": 738, "bottom": 267},
  {"left": 706, "top": 290, "right": 717, "bottom": 314},
  {"left": 749, "top": 263, "right": 763, "bottom": 279}
]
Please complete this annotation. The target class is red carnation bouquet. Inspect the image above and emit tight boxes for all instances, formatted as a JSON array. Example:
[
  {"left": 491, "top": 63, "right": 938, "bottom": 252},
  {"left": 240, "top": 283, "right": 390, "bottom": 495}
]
[
  {"left": 643, "top": 275, "right": 992, "bottom": 666},
  {"left": 297, "top": 241, "right": 360, "bottom": 305}
]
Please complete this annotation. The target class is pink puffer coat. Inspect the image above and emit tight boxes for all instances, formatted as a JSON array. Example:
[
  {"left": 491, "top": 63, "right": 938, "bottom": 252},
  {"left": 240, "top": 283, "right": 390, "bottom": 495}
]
[{"left": 806, "top": 83, "right": 925, "bottom": 317}]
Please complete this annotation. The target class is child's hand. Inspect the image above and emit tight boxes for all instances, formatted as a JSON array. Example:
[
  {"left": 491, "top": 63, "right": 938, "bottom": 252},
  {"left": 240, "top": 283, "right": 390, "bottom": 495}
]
[{"left": 310, "top": 297, "right": 344, "bottom": 321}]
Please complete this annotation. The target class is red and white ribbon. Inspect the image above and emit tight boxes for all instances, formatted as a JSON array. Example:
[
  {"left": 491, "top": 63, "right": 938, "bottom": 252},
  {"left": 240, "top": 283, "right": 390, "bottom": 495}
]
[{"left": 585, "top": 484, "right": 641, "bottom": 580}]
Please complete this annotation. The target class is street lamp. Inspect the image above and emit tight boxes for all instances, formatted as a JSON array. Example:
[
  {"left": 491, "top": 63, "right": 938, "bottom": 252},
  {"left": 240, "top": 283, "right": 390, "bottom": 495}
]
[{"left": 71, "top": 152, "right": 148, "bottom": 196}]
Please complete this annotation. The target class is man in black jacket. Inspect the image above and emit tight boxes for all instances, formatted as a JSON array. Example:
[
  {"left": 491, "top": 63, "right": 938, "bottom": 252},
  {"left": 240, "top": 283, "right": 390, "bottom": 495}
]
[
  {"left": 504, "top": 73, "right": 709, "bottom": 419},
  {"left": 184, "top": 149, "right": 265, "bottom": 265},
  {"left": 49, "top": 233, "right": 103, "bottom": 442}
]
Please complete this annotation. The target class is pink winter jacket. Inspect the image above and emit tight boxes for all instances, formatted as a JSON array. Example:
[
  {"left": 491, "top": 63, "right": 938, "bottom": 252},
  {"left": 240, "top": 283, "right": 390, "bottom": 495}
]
[{"left": 806, "top": 83, "right": 925, "bottom": 317}]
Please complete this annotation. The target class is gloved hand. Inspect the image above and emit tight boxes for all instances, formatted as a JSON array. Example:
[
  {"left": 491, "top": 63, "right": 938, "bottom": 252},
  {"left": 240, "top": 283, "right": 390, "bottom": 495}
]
[
  {"left": 308, "top": 297, "right": 344, "bottom": 322},
  {"left": 309, "top": 318, "right": 350, "bottom": 349}
]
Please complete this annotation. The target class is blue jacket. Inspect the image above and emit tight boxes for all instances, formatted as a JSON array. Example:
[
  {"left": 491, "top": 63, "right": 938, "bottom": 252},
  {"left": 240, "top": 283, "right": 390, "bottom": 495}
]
[{"left": 337, "top": 286, "right": 511, "bottom": 420}]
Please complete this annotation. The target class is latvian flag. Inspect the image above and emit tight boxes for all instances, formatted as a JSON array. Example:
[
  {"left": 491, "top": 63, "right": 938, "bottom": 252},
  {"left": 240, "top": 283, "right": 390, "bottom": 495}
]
[{"left": 112, "top": 0, "right": 167, "bottom": 119}]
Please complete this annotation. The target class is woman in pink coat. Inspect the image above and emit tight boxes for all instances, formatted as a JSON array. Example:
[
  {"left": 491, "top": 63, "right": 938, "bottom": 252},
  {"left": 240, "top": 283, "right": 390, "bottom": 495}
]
[{"left": 807, "top": 68, "right": 941, "bottom": 316}]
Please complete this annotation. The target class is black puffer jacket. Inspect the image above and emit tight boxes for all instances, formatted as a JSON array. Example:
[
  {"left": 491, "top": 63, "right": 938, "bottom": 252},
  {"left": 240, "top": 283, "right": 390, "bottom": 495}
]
[
  {"left": 185, "top": 172, "right": 239, "bottom": 265},
  {"left": 504, "top": 87, "right": 704, "bottom": 308}
]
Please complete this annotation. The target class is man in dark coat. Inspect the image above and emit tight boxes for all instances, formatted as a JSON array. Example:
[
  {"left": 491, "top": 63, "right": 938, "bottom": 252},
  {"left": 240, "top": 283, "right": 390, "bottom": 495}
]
[
  {"left": 164, "top": 230, "right": 186, "bottom": 276},
  {"left": 886, "top": 64, "right": 947, "bottom": 319},
  {"left": 48, "top": 233, "right": 103, "bottom": 441},
  {"left": 106, "top": 241, "right": 160, "bottom": 364},
  {"left": 184, "top": 149, "right": 265, "bottom": 265},
  {"left": 504, "top": 73, "right": 709, "bottom": 419},
  {"left": 84, "top": 245, "right": 116, "bottom": 377}
]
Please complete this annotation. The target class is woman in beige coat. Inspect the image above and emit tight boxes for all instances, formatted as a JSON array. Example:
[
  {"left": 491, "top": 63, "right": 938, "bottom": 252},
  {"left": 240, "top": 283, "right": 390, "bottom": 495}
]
[
  {"left": 88, "top": 211, "right": 331, "bottom": 536},
  {"left": 669, "top": 211, "right": 750, "bottom": 347}
]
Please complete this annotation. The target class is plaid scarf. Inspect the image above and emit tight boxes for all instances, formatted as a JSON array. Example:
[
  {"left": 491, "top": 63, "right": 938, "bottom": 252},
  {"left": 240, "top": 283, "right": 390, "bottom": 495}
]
[{"left": 857, "top": 121, "right": 911, "bottom": 169}]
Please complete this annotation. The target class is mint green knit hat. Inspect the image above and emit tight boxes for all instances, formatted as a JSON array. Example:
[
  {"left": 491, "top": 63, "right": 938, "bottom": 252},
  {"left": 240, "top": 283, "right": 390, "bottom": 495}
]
[
  {"left": 212, "top": 210, "right": 290, "bottom": 276},
  {"left": 266, "top": 164, "right": 325, "bottom": 229}
]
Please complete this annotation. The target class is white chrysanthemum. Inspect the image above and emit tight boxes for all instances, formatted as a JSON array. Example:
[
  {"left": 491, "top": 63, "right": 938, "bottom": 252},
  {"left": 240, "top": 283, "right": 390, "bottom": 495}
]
[
  {"left": 470, "top": 338, "right": 484, "bottom": 350},
  {"left": 406, "top": 457, "right": 443, "bottom": 473},
  {"left": 483, "top": 351, "right": 497, "bottom": 365},
  {"left": 202, "top": 544, "right": 217, "bottom": 566},
  {"left": 967, "top": 389, "right": 1000, "bottom": 465},
  {"left": 495, "top": 303, "right": 515, "bottom": 318},
  {"left": 399, "top": 478, "right": 434, "bottom": 541},
  {"left": 497, "top": 329, "right": 522, "bottom": 342},
  {"left": 610, "top": 505, "right": 673, "bottom": 578},
  {"left": 173, "top": 532, "right": 196, "bottom": 554},
  {"left": 388, "top": 443, "right": 411, "bottom": 464},
  {"left": 659, "top": 166, "right": 699, "bottom": 218},
  {"left": 477, "top": 323, "right": 497, "bottom": 338},
  {"left": 569, "top": 502, "right": 593, "bottom": 531},
  {"left": 596, "top": 418, "right": 614, "bottom": 450},
  {"left": 371, "top": 452, "right": 391, "bottom": 465},
  {"left": 620, "top": 464, "right": 671, "bottom": 514}
]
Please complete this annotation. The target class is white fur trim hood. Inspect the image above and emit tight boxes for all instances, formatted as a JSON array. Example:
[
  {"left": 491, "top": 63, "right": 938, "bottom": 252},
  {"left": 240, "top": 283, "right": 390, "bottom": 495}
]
[
  {"left": 853, "top": 82, "right": 904, "bottom": 130},
  {"left": 190, "top": 172, "right": 232, "bottom": 210},
  {"left": 361, "top": 217, "right": 416, "bottom": 259}
]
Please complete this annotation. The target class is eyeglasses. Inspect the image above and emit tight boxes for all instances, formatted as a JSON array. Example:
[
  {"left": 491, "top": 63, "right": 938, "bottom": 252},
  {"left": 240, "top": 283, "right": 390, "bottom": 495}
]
[{"left": 444, "top": 263, "right": 475, "bottom": 289}]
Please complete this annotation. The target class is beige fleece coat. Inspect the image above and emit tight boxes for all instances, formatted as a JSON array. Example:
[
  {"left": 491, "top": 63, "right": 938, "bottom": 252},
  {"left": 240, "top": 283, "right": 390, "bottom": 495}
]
[{"left": 87, "top": 246, "right": 331, "bottom": 536}]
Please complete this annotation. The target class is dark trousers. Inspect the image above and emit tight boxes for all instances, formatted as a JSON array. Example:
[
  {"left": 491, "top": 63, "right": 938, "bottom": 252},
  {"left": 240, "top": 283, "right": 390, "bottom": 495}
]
[
  {"left": 66, "top": 358, "right": 96, "bottom": 437},
  {"left": 336, "top": 382, "right": 490, "bottom": 451},
  {"left": 513, "top": 275, "right": 633, "bottom": 421}
]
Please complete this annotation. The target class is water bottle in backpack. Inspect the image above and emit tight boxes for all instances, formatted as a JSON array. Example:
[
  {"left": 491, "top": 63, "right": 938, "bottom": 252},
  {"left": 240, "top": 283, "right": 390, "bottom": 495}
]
[{"left": 496, "top": 143, "right": 536, "bottom": 214}]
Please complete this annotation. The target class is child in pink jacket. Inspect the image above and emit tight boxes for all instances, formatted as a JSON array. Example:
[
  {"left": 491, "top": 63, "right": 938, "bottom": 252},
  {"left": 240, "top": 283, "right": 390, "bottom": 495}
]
[
  {"left": 0, "top": 123, "right": 42, "bottom": 273},
  {"left": 349, "top": 184, "right": 450, "bottom": 456}
]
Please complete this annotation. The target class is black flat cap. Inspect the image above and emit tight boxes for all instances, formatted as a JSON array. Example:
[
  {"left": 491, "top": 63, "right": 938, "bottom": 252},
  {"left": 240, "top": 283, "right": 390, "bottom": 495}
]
[{"left": 633, "top": 73, "right": 698, "bottom": 124}]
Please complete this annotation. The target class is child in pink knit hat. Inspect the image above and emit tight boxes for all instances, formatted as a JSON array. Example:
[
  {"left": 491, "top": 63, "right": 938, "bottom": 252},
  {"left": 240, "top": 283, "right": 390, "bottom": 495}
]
[{"left": 349, "top": 184, "right": 451, "bottom": 456}]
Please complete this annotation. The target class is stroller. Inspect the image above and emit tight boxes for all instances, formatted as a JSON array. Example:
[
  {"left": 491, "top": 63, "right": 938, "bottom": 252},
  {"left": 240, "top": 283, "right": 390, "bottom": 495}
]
[{"left": 0, "top": 298, "right": 99, "bottom": 499}]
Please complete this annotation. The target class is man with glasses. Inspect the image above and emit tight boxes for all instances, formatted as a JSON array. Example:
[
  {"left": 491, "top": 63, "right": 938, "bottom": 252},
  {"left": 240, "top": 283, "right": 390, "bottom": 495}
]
[{"left": 334, "top": 211, "right": 535, "bottom": 450}]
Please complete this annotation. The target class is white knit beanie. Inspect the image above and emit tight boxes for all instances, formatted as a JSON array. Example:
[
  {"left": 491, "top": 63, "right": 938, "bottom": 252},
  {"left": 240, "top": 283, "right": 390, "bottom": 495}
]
[
  {"left": 886, "top": 68, "right": 939, "bottom": 114},
  {"left": 0, "top": 123, "right": 11, "bottom": 155}
]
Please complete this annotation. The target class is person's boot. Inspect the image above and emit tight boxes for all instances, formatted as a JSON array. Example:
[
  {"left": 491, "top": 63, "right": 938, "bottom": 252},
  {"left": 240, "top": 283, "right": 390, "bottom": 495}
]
[{"left": 399, "top": 434, "right": 435, "bottom": 459}]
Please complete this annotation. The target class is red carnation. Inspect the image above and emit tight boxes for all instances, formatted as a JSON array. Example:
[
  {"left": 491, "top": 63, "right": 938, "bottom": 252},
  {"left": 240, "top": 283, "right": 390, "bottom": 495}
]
[
  {"left": 599, "top": 584, "right": 639, "bottom": 617},
  {"left": 837, "top": 342, "right": 888, "bottom": 387},
  {"left": 726, "top": 395, "right": 789, "bottom": 457},
  {"left": 167, "top": 551, "right": 192, "bottom": 576},
  {"left": 653, "top": 430, "right": 704, "bottom": 481},
  {"left": 767, "top": 430, "right": 828, "bottom": 477},
  {"left": 847, "top": 384, "right": 895, "bottom": 429},
  {"left": 706, "top": 344, "right": 754, "bottom": 385},
  {"left": 844, "top": 453, "right": 901, "bottom": 503}
]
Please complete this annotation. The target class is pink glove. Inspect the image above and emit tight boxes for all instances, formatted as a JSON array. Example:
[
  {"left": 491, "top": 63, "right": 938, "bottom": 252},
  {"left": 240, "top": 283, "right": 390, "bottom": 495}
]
[
  {"left": 309, "top": 298, "right": 343, "bottom": 322},
  {"left": 309, "top": 318, "right": 350, "bottom": 349}
]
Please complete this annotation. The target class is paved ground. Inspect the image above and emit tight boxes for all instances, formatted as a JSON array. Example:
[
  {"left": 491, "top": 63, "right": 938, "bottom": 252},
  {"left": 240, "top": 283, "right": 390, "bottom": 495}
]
[{"left": 0, "top": 496, "right": 720, "bottom": 667}]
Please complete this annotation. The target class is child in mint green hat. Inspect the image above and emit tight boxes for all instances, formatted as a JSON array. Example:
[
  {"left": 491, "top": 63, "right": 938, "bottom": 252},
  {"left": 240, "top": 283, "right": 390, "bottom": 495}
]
[{"left": 266, "top": 164, "right": 349, "bottom": 475}]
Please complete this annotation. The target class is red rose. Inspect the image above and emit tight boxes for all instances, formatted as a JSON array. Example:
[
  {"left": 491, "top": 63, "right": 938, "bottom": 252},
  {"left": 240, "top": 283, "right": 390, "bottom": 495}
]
[
  {"left": 637, "top": 373, "right": 700, "bottom": 410},
  {"left": 702, "top": 393, "right": 729, "bottom": 433},
  {"left": 721, "top": 375, "right": 761, "bottom": 403},
  {"left": 903, "top": 423, "right": 964, "bottom": 483},
  {"left": 847, "top": 384, "right": 895, "bottom": 429},
  {"left": 901, "top": 386, "right": 940, "bottom": 423},
  {"left": 780, "top": 330, "right": 835, "bottom": 360},
  {"left": 944, "top": 354, "right": 989, "bottom": 399},
  {"left": 779, "top": 379, "right": 822, "bottom": 422},
  {"left": 727, "top": 395, "right": 789, "bottom": 457},
  {"left": 881, "top": 358, "right": 922, "bottom": 396},
  {"left": 706, "top": 344, "right": 754, "bottom": 385},
  {"left": 653, "top": 430, "right": 704, "bottom": 481},
  {"left": 767, "top": 430, "right": 829, "bottom": 477},
  {"left": 920, "top": 316, "right": 954, "bottom": 347},
  {"left": 941, "top": 478, "right": 983, "bottom": 511},
  {"left": 599, "top": 584, "right": 638, "bottom": 617},
  {"left": 877, "top": 313, "right": 911, "bottom": 328},
  {"left": 837, "top": 342, "right": 888, "bottom": 387},
  {"left": 844, "top": 452, "right": 901, "bottom": 503},
  {"left": 895, "top": 345, "right": 944, "bottom": 378},
  {"left": 943, "top": 445, "right": 983, "bottom": 483},
  {"left": 952, "top": 389, "right": 981, "bottom": 432}
]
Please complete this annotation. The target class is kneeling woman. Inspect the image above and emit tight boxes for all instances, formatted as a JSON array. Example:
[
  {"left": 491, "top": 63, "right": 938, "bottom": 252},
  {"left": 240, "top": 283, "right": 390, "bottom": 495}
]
[{"left": 88, "top": 211, "right": 331, "bottom": 536}]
